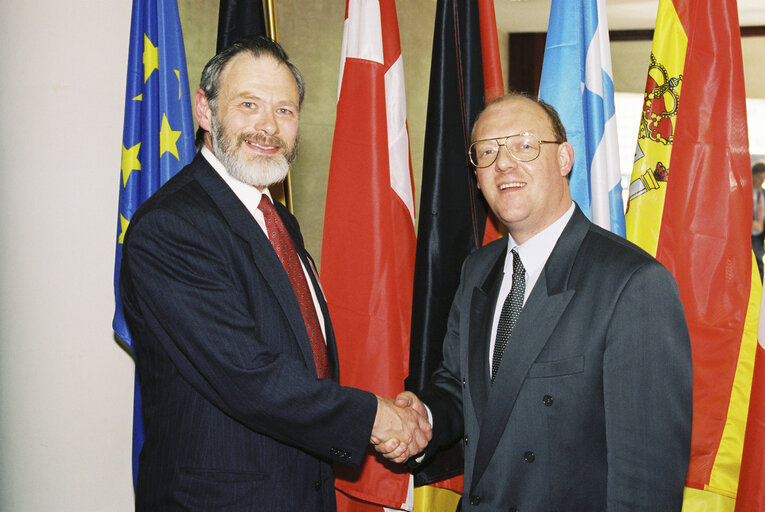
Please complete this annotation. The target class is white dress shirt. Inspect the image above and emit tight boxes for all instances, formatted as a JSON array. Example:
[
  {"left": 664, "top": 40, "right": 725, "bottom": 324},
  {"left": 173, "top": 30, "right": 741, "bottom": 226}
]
[
  {"left": 488, "top": 202, "right": 575, "bottom": 374},
  {"left": 201, "top": 146, "right": 327, "bottom": 339}
]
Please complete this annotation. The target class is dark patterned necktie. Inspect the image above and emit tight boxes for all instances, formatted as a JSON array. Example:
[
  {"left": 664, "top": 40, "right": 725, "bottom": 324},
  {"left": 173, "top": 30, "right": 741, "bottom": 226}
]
[
  {"left": 491, "top": 249, "right": 526, "bottom": 383},
  {"left": 257, "top": 195, "right": 331, "bottom": 378}
]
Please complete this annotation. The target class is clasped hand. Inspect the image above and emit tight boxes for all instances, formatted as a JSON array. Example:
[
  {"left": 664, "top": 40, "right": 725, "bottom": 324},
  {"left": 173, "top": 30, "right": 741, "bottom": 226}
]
[{"left": 370, "top": 391, "right": 431, "bottom": 463}]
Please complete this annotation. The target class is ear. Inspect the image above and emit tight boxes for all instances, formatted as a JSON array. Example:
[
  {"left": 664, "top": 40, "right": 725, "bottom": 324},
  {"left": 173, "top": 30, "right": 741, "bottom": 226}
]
[
  {"left": 195, "top": 89, "right": 213, "bottom": 133},
  {"left": 558, "top": 141, "right": 574, "bottom": 178},
  {"left": 474, "top": 169, "right": 482, "bottom": 190}
]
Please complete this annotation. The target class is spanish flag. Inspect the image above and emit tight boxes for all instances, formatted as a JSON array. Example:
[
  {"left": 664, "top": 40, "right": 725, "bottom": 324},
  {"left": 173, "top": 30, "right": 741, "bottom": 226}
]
[
  {"left": 737, "top": 293, "right": 765, "bottom": 511},
  {"left": 624, "top": 0, "right": 758, "bottom": 509}
]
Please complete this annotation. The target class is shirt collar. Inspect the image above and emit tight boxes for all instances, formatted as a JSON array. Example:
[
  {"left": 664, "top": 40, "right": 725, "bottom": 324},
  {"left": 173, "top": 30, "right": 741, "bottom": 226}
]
[{"left": 504, "top": 202, "right": 576, "bottom": 279}]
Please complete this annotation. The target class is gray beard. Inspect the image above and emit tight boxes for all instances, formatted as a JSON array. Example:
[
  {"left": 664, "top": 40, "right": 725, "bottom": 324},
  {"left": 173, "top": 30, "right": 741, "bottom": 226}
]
[{"left": 211, "top": 118, "right": 291, "bottom": 189}]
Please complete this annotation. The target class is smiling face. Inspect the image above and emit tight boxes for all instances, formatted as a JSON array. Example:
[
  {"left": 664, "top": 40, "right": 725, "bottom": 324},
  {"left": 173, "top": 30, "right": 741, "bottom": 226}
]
[
  {"left": 472, "top": 96, "right": 574, "bottom": 244},
  {"left": 195, "top": 52, "right": 300, "bottom": 190}
]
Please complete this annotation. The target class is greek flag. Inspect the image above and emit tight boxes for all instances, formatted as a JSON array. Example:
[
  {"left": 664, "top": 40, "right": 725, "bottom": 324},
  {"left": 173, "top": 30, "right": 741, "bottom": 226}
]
[{"left": 539, "top": 0, "right": 625, "bottom": 236}]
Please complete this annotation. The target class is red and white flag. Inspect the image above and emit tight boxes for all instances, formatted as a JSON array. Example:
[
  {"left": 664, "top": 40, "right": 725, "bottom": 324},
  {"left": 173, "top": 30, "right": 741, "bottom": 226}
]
[{"left": 321, "top": 0, "right": 416, "bottom": 510}]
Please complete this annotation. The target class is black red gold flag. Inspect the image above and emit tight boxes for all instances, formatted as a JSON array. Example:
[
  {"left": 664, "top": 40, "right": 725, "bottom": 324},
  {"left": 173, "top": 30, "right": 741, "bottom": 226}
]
[
  {"left": 216, "top": 0, "right": 266, "bottom": 53},
  {"left": 407, "top": 0, "right": 490, "bottom": 491}
]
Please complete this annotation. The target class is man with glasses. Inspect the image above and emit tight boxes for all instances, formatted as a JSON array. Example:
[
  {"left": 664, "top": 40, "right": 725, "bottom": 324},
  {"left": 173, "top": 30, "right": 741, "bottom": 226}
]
[{"left": 388, "top": 93, "right": 692, "bottom": 511}]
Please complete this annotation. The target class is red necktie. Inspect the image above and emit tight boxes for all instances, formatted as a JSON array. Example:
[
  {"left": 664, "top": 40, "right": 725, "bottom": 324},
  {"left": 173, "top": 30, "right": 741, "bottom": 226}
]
[{"left": 258, "top": 195, "right": 331, "bottom": 378}]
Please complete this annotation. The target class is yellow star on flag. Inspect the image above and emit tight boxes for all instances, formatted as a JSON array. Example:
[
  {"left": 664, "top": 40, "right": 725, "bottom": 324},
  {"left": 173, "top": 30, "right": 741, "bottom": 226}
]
[
  {"left": 159, "top": 113, "right": 182, "bottom": 160},
  {"left": 121, "top": 142, "right": 141, "bottom": 187},
  {"left": 143, "top": 34, "right": 158, "bottom": 83},
  {"left": 118, "top": 213, "right": 130, "bottom": 245}
]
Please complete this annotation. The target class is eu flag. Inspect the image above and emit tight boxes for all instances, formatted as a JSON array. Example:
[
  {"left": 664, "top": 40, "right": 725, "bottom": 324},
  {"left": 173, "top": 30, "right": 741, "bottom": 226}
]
[{"left": 112, "top": 0, "right": 195, "bottom": 486}]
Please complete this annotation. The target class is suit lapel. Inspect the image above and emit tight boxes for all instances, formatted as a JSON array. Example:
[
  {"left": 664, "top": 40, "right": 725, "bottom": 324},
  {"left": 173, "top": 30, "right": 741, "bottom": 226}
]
[
  {"left": 469, "top": 206, "right": 590, "bottom": 491},
  {"left": 190, "top": 157, "right": 319, "bottom": 375},
  {"left": 467, "top": 252, "right": 505, "bottom": 426}
]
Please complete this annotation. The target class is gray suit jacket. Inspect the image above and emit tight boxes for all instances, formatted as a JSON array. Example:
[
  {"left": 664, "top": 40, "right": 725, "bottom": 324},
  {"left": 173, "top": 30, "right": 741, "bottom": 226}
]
[{"left": 419, "top": 206, "right": 692, "bottom": 511}]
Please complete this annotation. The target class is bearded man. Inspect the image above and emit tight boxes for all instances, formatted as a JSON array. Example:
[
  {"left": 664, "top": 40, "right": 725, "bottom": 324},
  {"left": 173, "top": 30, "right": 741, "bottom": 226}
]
[{"left": 119, "top": 36, "right": 430, "bottom": 512}]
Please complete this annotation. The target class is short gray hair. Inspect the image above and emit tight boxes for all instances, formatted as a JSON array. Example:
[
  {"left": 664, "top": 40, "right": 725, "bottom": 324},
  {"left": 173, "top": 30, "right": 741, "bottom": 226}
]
[{"left": 195, "top": 35, "right": 305, "bottom": 149}]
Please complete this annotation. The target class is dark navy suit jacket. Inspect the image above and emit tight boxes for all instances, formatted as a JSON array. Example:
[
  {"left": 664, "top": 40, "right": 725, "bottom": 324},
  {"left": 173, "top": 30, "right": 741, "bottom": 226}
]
[{"left": 120, "top": 153, "right": 377, "bottom": 511}]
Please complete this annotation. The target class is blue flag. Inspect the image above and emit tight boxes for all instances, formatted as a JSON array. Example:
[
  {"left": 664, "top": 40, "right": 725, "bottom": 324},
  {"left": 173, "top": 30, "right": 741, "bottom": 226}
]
[
  {"left": 539, "top": 0, "right": 625, "bottom": 236},
  {"left": 112, "top": 0, "right": 195, "bottom": 487}
]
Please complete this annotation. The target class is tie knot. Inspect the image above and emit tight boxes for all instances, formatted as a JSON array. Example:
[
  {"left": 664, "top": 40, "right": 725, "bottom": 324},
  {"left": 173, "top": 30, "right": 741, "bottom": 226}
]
[
  {"left": 511, "top": 249, "right": 525, "bottom": 276},
  {"left": 258, "top": 194, "right": 273, "bottom": 212}
]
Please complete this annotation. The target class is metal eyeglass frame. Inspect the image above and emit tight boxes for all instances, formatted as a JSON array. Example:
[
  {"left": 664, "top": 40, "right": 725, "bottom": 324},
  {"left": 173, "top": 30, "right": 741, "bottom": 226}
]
[{"left": 469, "top": 132, "right": 561, "bottom": 168}]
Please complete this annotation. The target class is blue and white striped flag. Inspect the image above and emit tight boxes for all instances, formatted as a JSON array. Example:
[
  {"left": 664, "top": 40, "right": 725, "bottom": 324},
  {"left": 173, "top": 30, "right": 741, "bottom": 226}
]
[{"left": 539, "top": 0, "right": 625, "bottom": 236}]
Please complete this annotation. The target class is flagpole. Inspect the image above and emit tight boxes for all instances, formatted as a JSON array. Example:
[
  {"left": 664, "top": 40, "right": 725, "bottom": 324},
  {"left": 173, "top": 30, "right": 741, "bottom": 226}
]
[
  {"left": 264, "top": 0, "right": 278, "bottom": 42},
  {"left": 263, "top": 0, "right": 293, "bottom": 213}
]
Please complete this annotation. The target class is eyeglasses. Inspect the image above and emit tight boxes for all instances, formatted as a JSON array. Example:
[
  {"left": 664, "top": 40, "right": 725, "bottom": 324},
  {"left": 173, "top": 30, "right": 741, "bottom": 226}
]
[{"left": 469, "top": 132, "right": 561, "bottom": 168}]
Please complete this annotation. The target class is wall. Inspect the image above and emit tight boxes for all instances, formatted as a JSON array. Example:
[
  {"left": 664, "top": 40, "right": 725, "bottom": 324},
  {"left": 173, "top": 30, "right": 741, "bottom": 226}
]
[
  {"left": 0, "top": 1, "right": 136, "bottom": 510},
  {"left": 0, "top": 1, "right": 762, "bottom": 510},
  {"left": 612, "top": 36, "right": 765, "bottom": 96}
]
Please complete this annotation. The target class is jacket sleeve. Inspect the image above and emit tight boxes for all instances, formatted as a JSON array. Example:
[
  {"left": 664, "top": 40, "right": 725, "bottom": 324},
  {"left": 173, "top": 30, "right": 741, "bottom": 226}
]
[
  {"left": 602, "top": 261, "right": 692, "bottom": 509},
  {"left": 415, "top": 259, "right": 471, "bottom": 462}
]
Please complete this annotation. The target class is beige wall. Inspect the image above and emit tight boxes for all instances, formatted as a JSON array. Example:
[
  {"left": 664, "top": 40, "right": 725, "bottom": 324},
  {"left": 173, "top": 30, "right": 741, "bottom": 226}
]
[
  {"left": 0, "top": 0, "right": 762, "bottom": 510},
  {"left": 613, "top": 37, "right": 765, "bottom": 96},
  {"left": 742, "top": 36, "right": 765, "bottom": 99},
  {"left": 0, "top": 1, "right": 136, "bottom": 510}
]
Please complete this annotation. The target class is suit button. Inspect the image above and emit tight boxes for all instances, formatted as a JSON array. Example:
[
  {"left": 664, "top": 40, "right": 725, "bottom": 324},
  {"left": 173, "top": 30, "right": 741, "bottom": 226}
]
[
  {"left": 464, "top": 435, "right": 469, "bottom": 446},
  {"left": 524, "top": 451, "right": 535, "bottom": 463},
  {"left": 543, "top": 394, "right": 554, "bottom": 406},
  {"left": 314, "top": 480, "right": 322, "bottom": 490},
  {"left": 469, "top": 495, "right": 481, "bottom": 505},
  {"left": 462, "top": 378, "right": 466, "bottom": 388}
]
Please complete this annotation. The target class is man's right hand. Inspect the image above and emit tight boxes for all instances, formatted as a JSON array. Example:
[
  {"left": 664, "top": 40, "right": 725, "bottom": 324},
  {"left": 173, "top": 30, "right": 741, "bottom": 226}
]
[{"left": 370, "top": 395, "right": 431, "bottom": 463}]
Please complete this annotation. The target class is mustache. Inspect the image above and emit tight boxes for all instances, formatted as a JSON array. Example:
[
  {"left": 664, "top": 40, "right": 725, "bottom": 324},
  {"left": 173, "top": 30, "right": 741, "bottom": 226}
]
[{"left": 239, "top": 133, "right": 287, "bottom": 148}]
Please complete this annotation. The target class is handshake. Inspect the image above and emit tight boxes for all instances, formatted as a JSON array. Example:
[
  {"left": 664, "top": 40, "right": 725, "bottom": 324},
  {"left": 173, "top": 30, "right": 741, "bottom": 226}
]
[{"left": 370, "top": 391, "right": 431, "bottom": 464}]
